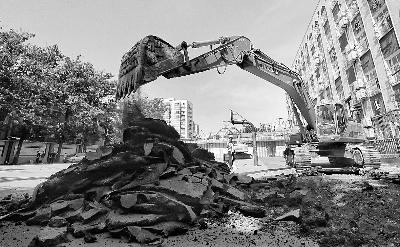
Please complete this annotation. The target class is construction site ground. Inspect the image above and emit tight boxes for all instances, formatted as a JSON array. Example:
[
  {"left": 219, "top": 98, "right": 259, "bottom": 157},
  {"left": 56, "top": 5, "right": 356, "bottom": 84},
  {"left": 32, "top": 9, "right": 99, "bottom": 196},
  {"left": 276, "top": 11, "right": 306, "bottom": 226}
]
[{"left": 1, "top": 157, "right": 400, "bottom": 246}]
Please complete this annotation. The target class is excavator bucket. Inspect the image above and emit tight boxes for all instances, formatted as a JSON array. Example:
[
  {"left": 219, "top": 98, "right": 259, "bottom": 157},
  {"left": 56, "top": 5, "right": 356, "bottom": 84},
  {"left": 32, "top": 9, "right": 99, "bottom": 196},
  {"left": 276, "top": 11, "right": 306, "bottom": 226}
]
[{"left": 116, "top": 36, "right": 184, "bottom": 100}]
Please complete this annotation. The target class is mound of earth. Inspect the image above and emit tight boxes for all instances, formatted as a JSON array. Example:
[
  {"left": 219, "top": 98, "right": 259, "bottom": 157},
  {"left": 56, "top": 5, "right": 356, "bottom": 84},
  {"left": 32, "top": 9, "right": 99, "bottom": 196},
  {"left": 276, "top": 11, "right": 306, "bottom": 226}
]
[{"left": 0, "top": 118, "right": 265, "bottom": 246}]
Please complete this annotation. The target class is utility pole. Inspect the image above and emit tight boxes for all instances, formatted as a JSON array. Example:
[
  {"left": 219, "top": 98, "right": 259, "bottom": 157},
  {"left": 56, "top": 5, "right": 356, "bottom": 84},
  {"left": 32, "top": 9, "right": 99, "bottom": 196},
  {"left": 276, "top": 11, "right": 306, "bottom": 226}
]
[{"left": 230, "top": 110, "right": 259, "bottom": 166}]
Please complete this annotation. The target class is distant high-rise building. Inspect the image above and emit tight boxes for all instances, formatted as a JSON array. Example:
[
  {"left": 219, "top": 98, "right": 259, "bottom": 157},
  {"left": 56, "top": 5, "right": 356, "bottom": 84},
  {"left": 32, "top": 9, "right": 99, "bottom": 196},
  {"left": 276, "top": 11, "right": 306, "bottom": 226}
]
[
  {"left": 194, "top": 123, "right": 200, "bottom": 137},
  {"left": 291, "top": 0, "right": 400, "bottom": 139},
  {"left": 162, "top": 98, "right": 194, "bottom": 139}
]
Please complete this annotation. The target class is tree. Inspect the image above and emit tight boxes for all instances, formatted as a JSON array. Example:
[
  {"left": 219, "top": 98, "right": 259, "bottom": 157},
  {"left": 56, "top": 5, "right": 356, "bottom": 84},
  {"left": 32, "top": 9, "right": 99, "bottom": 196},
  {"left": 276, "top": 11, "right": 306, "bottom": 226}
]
[
  {"left": 1, "top": 27, "right": 117, "bottom": 163},
  {"left": 48, "top": 56, "right": 115, "bottom": 161},
  {"left": 0, "top": 28, "right": 63, "bottom": 164}
]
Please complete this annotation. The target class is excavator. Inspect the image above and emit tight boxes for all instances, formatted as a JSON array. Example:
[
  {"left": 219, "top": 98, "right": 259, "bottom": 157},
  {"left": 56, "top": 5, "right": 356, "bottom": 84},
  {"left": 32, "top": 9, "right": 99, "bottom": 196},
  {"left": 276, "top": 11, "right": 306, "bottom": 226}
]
[{"left": 116, "top": 35, "right": 381, "bottom": 170}]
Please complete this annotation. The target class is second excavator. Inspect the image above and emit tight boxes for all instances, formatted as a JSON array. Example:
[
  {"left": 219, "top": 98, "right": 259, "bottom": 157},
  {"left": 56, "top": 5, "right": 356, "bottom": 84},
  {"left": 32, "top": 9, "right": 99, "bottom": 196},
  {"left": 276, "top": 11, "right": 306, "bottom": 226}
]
[{"left": 116, "top": 35, "right": 381, "bottom": 169}]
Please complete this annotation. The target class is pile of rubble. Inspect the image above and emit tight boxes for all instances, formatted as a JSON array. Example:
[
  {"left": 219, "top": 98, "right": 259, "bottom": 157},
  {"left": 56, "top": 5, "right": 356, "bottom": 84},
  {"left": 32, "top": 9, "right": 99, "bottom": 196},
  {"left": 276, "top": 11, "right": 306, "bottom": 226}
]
[
  {"left": 366, "top": 163, "right": 400, "bottom": 184},
  {"left": 0, "top": 118, "right": 265, "bottom": 246}
]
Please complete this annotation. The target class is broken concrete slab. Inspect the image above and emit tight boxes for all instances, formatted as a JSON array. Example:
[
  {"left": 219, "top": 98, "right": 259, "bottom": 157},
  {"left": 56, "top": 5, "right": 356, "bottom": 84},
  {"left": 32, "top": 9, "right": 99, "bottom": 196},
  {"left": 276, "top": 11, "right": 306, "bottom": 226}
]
[
  {"left": 29, "top": 227, "right": 69, "bottom": 247},
  {"left": 105, "top": 212, "right": 175, "bottom": 230},
  {"left": 159, "top": 166, "right": 177, "bottom": 179},
  {"left": 48, "top": 216, "right": 68, "bottom": 228},
  {"left": 143, "top": 142, "right": 154, "bottom": 156},
  {"left": 26, "top": 206, "right": 51, "bottom": 226},
  {"left": 69, "top": 222, "right": 107, "bottom": 238},
  {"left": 120, "top": 193, "right": 139, "bottom": 209},
  {"left": 119, "top": 162, "right": 168, "bottom": 191},
  {"left": 230, "top": 174, "right": 254, "bottom": 185},
  {"left": 80, "top": 207, "right": 109, "bottom": 224},
  {"left": 84, "top": 232, "right": 97, "bottom": 243},
  {"left": 142, "top": 221, "right": 189, "bottom": 237},
  {"left": 177, "top": 167, "right": 192, "bottom": 175},
  {"left": 172, "top": 146, "right": 185, "bottom": 165},
  {"left": 140, "top": 176, "right": 208, "bottom": 206},
  {"left": 223, "top": 184, "right": 248, "bottom": 201},
  {"left": 238, "top": 205, "right": 266, "bottom": 218},
  {"left": 110, "top": 225, "right": 164, "bottom": 244},
  {"left": 116, "top": 192, "right": 197, "bottom": 222},
  {"left": 274, "top": 209, "right": 301, "bottom": 222}
]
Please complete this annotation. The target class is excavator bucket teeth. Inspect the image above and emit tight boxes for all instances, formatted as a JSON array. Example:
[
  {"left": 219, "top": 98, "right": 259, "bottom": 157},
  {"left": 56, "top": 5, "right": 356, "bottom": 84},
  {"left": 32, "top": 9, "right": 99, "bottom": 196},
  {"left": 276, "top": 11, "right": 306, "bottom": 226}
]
[{"left": 116, "top": 35, "right": 184, "bottom": 100}]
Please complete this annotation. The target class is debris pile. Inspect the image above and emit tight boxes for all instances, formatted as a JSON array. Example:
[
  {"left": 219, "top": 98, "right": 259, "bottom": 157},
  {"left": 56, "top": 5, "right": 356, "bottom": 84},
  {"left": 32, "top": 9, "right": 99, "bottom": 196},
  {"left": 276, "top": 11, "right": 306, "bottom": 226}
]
[
  {"left": 367, "top": 164, "right": 400, "bottom": 184},
  {"left": 0, "top": 118, "right": 264, "bottom": 246}
]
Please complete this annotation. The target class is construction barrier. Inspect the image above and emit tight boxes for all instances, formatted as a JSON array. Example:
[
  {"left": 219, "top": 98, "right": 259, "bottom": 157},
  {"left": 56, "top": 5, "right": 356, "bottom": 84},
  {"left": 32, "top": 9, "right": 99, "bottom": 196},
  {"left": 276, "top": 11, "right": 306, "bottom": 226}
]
[{"left": 372, "top": 138, "right": 400, "bottom": 158}]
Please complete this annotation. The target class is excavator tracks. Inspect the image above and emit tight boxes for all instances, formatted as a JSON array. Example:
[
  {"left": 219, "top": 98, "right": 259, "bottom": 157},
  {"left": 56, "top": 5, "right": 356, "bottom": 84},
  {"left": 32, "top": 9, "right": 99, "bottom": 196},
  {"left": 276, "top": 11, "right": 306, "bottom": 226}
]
[
  {"left": 358, "top": 144, "right": 381, "bottom": 168},
  {"left": 293, "top": 146, "right": 312, "bottom": 167}
]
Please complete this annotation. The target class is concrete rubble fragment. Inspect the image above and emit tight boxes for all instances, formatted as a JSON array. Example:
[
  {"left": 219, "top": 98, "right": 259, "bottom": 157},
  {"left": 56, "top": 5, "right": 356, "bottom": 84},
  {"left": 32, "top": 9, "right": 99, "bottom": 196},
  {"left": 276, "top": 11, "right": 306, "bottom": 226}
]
[
  {"left": 274, "top": 209, "right": 301, "bottom": 222},
  {"left": 28, "top": 227, "right": 69, "bottom": 247}
]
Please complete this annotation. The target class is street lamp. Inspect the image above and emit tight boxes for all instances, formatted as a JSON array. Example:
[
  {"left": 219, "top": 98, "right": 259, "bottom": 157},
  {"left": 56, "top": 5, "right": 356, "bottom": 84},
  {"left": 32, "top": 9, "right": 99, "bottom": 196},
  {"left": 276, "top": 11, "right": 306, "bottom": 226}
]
[{"left": 230, "top": 110, "right": 259, "bottom": 166}]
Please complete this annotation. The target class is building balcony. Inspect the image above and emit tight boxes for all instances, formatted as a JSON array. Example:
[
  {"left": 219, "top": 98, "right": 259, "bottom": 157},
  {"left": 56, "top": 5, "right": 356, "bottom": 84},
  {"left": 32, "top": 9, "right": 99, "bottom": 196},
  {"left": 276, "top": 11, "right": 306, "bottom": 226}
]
[
  {"left": 366, "top": 85, "right": 381, "bottom": 97},
  {"left": 332, "top": 68, "right": 340, "bottom": 79},
  {"left": 338, "top": 15, "right": 349, "bottom": 29},
  {"left": 355, "top": 88, "right": 367, "bottom": 101},
  {"left": 389, "top": 74, "right": 400, "bottom": 87},
  {"left": 320, "top": 13, "right": 328, "bottom": 25},
  {"left": 373, "top": 14, "right": 393, "bottom": 40},
  {"left": 354, "top": 77, "right": 366, "bottom": 90},
  {"left": 346, "top": 0, "right": 359, "bottom": 21},
  {"left": 355, "top": 40, "right": 369, "bottom": 56},
  {"left": 330, "top": 0, "right": 339, "bottom": 10},
  {"left": 346, "top": 49, "right": 359, "bottom": 64}
]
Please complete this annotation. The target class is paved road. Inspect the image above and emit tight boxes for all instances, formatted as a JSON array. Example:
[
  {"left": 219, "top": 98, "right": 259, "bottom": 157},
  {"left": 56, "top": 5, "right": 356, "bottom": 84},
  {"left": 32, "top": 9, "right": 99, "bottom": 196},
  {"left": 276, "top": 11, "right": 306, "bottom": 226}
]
[{"left": 0, "top": 163, "right": 71, "bottom": 197}]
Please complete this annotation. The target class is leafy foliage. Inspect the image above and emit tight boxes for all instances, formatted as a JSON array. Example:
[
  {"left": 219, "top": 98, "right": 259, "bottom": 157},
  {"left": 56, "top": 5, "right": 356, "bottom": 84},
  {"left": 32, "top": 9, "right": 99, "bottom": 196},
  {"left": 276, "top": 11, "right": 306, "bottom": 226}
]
[{"left": 0, "top": 27, "right": 117, "bottom": 162}]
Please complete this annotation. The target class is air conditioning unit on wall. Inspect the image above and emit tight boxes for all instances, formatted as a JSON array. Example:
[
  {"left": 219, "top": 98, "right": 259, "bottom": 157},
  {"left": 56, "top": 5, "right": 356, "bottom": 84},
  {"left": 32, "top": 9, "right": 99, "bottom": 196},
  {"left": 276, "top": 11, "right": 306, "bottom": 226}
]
[
  {"left": 339, "top": 16, "right": 349, "bottom": 28},
  {"left": 348, "top": 50, "right": 359, "bottom": 62}
]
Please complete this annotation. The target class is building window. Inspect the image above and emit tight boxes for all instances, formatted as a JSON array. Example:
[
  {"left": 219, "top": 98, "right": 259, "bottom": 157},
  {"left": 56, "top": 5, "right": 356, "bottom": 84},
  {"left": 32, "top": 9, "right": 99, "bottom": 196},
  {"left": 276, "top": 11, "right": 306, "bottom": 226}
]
[
  {"left": 329, "top": 49, "right": 340, "bottom": 73},
  {"left": 393, "top": 84, "right": 400, "bottom": 108},
  {"left": 351, "top": 14, "right": 369, "bottom": 54},
  {"left": 373, "top": 7, "right": 393, "bottom": 39},
  {"left": 346, "top": 65, "right": 356, "bottom": 84},
  {"left": 339, "top": 32, "right": 348, "bottom": 52},
  {"left": 346, "top": 0, "right": 359, "bottom": 20},
  {"left": 379, "top": 29, "right": 400, "bottom": 60},
  {"left": 321, "top": 6, "right": 328, "bottom": 23},
  {"left": 366, "top": 0, "right": 385, "bottom": 17},
  {"left": 324, "top": 21, "right": 332, "bottom": 40},
  {"left": 317, "top": 34, "right": 323, "bottom": 50},
  {"left": 370, "top": 93, "right": 385, "bottom": 115},
  {"left": 360, "top": 51, "right": 380, "bottom": 95},
  {"left": 335, "top": 77, "right": 344, "bottom": 100},
  {"left": 326, "top": 86, "right": 333, "bottom": 100},
  {"left": 332, "top": 3, "right": 340, "bottom": 25}
]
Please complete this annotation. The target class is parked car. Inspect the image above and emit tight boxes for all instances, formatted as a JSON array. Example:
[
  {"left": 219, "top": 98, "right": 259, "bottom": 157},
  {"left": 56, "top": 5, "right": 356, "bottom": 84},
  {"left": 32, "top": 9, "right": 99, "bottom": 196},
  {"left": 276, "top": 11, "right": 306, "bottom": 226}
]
[
  {"left": 234, "top": 152, "right": 253, "bottom": 160},
  {"left": 64, "top": 153, "right": 86, "bottom": 163},
  {"left": 223, "top": 152, "right": 253, "bottom": 162}
]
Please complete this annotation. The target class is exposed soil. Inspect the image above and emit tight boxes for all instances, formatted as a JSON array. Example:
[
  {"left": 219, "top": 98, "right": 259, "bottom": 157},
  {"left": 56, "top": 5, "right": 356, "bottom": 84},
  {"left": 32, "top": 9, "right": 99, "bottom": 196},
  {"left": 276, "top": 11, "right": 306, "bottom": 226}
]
[{"left": 244, "top": 173, "right": 400, "bottom": 247}]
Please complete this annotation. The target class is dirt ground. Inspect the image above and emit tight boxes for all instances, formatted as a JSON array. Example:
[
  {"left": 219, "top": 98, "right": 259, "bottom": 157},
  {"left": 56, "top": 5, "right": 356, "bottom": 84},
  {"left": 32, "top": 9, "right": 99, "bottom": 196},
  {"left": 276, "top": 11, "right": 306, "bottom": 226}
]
[{"left": 1, "top": 172, "right": 400, "bottom": 246}]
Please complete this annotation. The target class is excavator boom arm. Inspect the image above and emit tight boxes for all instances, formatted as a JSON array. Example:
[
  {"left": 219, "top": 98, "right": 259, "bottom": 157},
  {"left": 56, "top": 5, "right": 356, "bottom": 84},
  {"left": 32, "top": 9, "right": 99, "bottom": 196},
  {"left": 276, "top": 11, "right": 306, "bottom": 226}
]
[{"left": 117, "top": 35, "right": 316, "bottom": 130}]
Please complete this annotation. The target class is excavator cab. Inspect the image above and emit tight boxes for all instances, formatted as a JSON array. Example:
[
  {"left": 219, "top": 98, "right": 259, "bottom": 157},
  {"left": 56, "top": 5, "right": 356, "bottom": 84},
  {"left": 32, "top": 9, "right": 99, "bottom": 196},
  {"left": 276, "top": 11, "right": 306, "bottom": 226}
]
[
  {"left": 315, "top": 103, "right": 349, "bottom": 136},
  {"left": 315, "top": 102, "right": 366, "bottom": 141}
]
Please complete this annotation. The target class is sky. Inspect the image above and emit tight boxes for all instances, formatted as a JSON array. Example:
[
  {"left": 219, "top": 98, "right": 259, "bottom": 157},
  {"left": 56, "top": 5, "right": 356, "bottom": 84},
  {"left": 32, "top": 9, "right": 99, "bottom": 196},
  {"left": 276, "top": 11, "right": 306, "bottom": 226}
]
[{"left": 0, "top": 0, "right": 319, "bottom": 135}]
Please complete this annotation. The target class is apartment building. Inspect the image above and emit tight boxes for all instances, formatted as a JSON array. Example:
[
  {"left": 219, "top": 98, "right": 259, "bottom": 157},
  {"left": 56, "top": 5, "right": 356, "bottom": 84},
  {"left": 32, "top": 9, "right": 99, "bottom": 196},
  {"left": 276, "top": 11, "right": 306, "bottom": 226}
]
[
  {"left": 291, "top": 0, "right": 400, "bottom": 139},
  {"left": 162, "top": 98, "right": 194, "bottom": 139}
]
